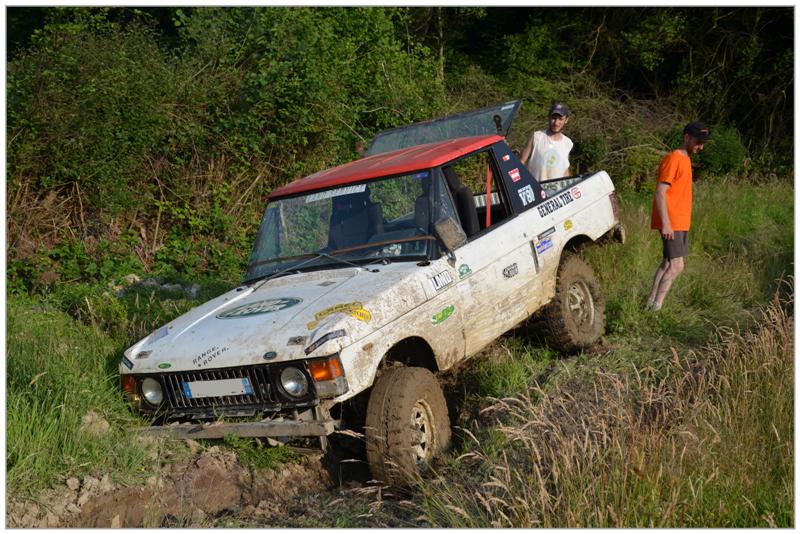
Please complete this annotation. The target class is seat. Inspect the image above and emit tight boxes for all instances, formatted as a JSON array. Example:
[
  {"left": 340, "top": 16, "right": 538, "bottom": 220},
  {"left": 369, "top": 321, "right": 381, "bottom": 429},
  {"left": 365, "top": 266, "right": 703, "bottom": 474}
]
[
  {"left": 328, "top": 191, "right": 383, "bottom": 250},
  {"left": 443, "top": 166, "right": 479, "bottom": 237}
]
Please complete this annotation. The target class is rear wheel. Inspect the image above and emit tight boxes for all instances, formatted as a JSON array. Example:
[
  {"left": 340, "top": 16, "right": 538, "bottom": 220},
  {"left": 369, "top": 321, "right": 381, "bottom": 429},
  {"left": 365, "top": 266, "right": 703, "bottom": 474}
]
[
  {"left": 542, "top": 253, "right": 605, "bottom": 352},
  {"left": 365, "top": 366, "right": 450, "bottom": 485}
]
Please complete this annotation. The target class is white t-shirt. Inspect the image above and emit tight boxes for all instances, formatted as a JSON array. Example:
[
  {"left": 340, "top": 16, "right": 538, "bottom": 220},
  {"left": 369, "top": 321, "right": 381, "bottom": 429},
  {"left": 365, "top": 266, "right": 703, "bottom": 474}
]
[{"left": 526, "top": 130, "right": 573, "bottom": 181}]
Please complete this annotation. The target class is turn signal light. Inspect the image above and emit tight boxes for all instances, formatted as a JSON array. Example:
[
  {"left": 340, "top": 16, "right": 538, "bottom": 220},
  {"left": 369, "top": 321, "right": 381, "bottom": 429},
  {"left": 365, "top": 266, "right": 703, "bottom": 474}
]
[
  {"left": 309, "top": 356, "right": 344, "bottom": 382},
  {"left": 121, "top": 375, "right": 136, "bottom": 394}
]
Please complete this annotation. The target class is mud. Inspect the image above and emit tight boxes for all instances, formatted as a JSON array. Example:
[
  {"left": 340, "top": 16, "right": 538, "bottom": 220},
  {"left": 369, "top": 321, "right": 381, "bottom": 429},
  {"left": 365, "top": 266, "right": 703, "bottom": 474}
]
[{"left": 7, "top": 445, "right": 333, "bottom": 528}]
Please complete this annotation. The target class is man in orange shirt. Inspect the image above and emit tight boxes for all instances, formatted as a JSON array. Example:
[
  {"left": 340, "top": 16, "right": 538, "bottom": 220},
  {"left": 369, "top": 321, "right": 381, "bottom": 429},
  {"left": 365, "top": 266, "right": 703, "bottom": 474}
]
[{"left": 646, "top": 122, "right": 711, "bottom": 311}]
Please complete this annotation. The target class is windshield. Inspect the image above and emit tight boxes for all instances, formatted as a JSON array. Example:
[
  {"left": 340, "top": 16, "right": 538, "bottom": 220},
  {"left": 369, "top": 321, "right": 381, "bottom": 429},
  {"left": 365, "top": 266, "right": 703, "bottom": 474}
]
[
  {"left": 366, "top": 100, "right": 521, "bottom": 156},
  {"left": 245, "top": 171, "right": 435, "bottom": 282}
]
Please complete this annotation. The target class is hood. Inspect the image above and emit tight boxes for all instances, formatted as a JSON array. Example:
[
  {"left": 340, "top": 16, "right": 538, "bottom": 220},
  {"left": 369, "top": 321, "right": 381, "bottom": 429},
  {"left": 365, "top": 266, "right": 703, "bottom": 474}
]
[{"left": 123, "top": 263, "right": 427, "bottom": 373}]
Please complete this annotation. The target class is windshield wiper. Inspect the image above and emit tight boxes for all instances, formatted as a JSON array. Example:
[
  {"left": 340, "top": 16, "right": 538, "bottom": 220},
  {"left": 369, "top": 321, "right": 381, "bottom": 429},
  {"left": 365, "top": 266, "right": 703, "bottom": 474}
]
[{"left": 246, "top": 252, "right": 376, "bottom": 293}]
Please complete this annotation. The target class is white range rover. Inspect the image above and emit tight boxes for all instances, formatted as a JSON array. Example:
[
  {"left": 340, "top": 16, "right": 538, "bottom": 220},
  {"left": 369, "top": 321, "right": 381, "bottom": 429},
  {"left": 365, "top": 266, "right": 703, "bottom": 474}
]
[{"left": 120, "top": 101, "right": 625, "bottom": 484}]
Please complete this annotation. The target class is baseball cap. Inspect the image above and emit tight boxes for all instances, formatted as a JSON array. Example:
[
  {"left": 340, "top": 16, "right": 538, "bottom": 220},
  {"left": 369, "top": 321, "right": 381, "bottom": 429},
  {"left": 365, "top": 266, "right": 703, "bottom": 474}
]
[
  {"left": 549, "top": 102, "right": 570, "bottom": 117},
  {"left": 683, "top": 122, "right": 712, "bottom": 141}
]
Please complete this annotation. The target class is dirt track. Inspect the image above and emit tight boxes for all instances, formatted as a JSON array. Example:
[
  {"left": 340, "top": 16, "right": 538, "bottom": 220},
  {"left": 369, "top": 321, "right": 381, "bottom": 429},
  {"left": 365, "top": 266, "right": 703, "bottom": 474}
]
[{"left": 7, "top": 445, "right": 340, "bottom": 528}]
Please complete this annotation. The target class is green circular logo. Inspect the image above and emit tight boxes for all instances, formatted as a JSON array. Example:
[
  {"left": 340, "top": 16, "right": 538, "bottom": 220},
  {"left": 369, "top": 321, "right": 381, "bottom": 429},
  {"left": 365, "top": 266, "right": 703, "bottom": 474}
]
[
  {"left": 157, "top": 363, "right": 171, "bottom": 369},
  {"left": 217, "top": 297, "right": 302, "bottom": 319}
]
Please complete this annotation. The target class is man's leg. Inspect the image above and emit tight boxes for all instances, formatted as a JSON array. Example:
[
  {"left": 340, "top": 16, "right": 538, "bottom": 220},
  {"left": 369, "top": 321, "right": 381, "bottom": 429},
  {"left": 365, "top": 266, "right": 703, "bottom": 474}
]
[
  {"left": 650, "top": 257, "right": 685, "bottom": 310},
  {"left": 647, "top": 259, "right": 670, "bottom": 308}
]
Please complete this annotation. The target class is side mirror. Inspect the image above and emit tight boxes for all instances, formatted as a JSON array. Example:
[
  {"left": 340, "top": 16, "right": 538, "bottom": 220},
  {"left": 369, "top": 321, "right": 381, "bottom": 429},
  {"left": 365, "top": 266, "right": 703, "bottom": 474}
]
[{"left": 433, "top": 216, "right": 467, "bottom": 253}]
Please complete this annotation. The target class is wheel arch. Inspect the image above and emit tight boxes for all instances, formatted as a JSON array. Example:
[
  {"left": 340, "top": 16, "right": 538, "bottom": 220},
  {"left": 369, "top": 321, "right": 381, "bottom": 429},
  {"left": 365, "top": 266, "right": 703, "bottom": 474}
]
[{"left": 381, "top": 336, "right": 439, "bottom": 373}]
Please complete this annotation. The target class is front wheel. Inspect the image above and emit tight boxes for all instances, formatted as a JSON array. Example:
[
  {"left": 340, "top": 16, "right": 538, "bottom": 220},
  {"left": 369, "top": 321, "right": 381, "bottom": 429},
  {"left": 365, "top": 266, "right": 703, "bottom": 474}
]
[
  {"left": 542, "top": 253, "right": 605, "bottom": 352},
  {"left": 365, "top": 366, "right": 451, "bottom": 486}
]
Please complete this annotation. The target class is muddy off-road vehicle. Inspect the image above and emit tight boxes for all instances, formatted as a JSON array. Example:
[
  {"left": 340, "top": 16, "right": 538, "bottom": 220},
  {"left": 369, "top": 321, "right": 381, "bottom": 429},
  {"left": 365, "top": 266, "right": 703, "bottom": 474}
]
[{"left": 120, "top": 101, "right": 625, "bottom": 484}]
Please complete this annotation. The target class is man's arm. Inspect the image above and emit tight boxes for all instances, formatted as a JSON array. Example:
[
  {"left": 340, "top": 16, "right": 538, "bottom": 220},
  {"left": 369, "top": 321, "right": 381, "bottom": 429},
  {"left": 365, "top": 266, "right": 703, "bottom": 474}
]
[
  {"left": 654, "top": 182, "right": 673, "bottom": 239},
  {"left": 520, "top": 134, "right": 535, "bottom": 165}
]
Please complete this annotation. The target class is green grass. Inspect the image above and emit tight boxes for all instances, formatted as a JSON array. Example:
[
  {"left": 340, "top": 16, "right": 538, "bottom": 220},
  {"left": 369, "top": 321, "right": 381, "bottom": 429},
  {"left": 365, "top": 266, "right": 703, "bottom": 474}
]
[{"left": 6, "top": 297, "right": 161, "bottom": 495}]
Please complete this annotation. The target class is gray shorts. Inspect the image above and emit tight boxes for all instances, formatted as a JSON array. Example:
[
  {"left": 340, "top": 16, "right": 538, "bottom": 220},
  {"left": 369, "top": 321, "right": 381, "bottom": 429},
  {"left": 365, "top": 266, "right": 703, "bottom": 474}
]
[{"left": 662, "top": 231, "right": 689, "bottom": 259}]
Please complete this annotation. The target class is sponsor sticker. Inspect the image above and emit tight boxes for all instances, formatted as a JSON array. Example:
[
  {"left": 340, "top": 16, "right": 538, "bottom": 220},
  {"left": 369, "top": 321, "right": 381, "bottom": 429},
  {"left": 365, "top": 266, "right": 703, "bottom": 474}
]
[
  {"left": 502, "top": 263, "right": 519, "bottom": 278},
  {"left": 518, "top": 185, "right": 536, "bottom": 206},
  {"left": 570, "top": 186, "right": 582, "bottom": 199},
  {"left": 564, "top": 219, "right": 573, "bottom": 231},
  {"left": 430, "top": 270, "right": 454, "bottom": 291},
  {"left": 536, "top": 189, "right": 576, "bottom": 217},
  {"left": 540, "top": 190, "right": 547, "bottom": 199},
  {"left": 508, "top": 167, "right": 521, "bottom": 182},
  {"left": 158, "top": 362, "right": 172, "bottom": 370},
  {"left": 307, "top": 302, "right": 372, "bottom": 330},
  {"left": 502, "top": 154, "right": 511, "bottom": 162},
  {"left": 305, "top": 184, "right": 366, "bottom": 204},
  {"left": 192, "top": 346, "right": 230, "bottom": 368},
  {"left": 535, "top": 238, "right": 554, "bottom": 254},
  {"left": 122, "top": 356, "right": 134, "bottom": 370},
  {"left": 431, "top": 304, "right": 456, "bottom": 326},
  {"left": 458, "top": 264, "right": 473, "bottom": 279},
  {"left": 217, "top": 297, "right": 302, "bottom": 319},
  {"left": 537, "top": 226, "right": 556, "bottom": 240},
  {"left": 305, "top": 329, "right": 346, "bottom": 355}
]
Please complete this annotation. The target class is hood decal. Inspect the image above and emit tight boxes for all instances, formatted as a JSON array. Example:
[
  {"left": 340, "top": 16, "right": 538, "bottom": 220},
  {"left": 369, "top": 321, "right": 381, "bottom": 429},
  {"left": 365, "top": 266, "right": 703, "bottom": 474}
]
[
  {"left": 306, "top": 302, "right": 372, "bottom": 330},
  {"left": 217, "top": 297, "right": 302, "bottom": 319}
]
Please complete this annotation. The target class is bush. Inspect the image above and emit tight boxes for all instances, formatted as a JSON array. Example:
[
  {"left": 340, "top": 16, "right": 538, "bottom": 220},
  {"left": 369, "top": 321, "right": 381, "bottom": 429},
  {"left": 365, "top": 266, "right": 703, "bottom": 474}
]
[{"left": 697, "top": 125, "right": 746, "bottom": 176}]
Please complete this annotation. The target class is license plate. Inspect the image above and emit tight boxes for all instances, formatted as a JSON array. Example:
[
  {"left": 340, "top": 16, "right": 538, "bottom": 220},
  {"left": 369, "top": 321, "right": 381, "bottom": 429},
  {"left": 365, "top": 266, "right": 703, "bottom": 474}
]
[{"left": 182, "top": 378, "right": 253, "bottom": 399}]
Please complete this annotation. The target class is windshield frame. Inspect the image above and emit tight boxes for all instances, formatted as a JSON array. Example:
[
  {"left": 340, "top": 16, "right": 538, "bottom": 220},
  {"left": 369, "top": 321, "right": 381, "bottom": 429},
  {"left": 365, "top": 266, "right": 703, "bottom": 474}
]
[{"left": 243, "top": 170, "right": 438, "bottom": 283}]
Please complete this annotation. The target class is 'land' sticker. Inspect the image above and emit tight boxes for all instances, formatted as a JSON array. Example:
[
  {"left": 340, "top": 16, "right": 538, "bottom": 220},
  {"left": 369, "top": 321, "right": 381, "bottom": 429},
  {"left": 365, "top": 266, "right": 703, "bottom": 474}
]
[
  {"left": 431, "top": 304, "right": 455, "bottom": 326},
  {"left": 508, "top": 167, "right": 521, "bottom": 182},
  {"left": 536, "top": 238, "right": 554, "bottom": 254},
  {"left": 536, "top": 189, "right": 576, "bottom": 217},
  {"left": 307, "top": 302, "right": 372, "bottom": 330},
  {"left": 217, "top": 298, "right": 302, "bottom": 319},
  {"left": 430, "top": 270, "right": 454, "bottom": 291},
  {"left": 305, "top": 184, "right": 367, "bottom": 204},
  {"left": 458, "top": 264, "right": 473, "bottom": 279}
]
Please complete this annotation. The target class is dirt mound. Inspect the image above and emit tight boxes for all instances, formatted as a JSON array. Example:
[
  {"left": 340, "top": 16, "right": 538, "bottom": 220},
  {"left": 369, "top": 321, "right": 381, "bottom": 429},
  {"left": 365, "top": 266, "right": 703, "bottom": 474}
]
[{"left": 7, "top": 446, "right": 332, "bottom": 528}]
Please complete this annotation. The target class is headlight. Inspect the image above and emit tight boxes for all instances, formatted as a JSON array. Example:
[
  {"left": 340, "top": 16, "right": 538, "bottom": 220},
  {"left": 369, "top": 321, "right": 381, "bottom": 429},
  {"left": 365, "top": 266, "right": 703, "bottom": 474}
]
[
  {"left": 141, "top": 378, "right": 164, "bottom": 406},
  {"left": 280, "top": 366, "right": 309, "bottom": 398}
]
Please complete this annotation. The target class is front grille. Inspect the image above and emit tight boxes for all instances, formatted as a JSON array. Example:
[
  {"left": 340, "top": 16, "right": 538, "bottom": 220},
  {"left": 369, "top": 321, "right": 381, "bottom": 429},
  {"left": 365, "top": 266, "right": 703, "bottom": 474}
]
[{"left": 161, "top": 365, "right": 280, "bottom": 411}]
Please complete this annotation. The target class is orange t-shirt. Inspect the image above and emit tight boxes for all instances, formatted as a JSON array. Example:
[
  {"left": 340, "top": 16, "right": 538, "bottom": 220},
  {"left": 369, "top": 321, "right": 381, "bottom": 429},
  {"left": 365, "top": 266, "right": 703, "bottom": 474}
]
[{"left": 650, "top": 150, "right": 693, "bottom": 231}]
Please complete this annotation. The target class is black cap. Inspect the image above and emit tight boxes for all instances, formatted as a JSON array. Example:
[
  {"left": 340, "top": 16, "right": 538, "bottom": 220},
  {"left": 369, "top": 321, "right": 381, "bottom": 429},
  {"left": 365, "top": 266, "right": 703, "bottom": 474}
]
[
  {"left": 549, "top": 102, "right": 570, "bottom": 117},
  {"left": 684, "top": 122, "right": 711, "bottom": 141}
]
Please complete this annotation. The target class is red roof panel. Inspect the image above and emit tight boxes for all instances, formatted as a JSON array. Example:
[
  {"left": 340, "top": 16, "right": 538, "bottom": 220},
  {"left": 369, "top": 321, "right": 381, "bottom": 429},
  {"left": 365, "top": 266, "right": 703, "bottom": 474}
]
[{"left": 269, "top": 134, "right": 503, "bottom": 199}]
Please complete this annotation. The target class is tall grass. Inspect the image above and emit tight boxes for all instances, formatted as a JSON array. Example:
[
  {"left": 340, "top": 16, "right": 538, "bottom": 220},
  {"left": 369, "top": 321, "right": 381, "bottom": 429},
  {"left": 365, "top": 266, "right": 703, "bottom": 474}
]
[
  {"left": 6, "top": 297, "right": 164, "bottom": 495},
  {"left": 411, "top": 290, "right": 793, "bottom": 527},
  {"left": 588, "top": 176, "right": 793, "bottom": 345}
]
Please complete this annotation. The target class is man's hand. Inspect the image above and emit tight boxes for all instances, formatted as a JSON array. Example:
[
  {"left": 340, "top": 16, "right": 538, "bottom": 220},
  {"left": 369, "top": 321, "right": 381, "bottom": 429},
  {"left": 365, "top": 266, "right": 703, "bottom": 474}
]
[{"left": 661, "top": 222, "right": 674, "bottom": 240}]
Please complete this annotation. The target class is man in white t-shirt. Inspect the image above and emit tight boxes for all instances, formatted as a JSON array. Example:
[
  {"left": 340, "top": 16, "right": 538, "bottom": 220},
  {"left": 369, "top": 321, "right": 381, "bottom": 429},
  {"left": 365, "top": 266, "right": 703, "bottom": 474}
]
[{"left": 520, "top": 102, "right": 573, "bottom": 181}]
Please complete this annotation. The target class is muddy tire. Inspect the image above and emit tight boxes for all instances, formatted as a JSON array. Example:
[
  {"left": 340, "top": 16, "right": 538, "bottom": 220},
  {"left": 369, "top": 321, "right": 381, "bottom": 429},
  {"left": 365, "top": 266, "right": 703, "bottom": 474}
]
[
  {"left": 365, "top": 366, "right": 451, "bottom": 486},
  {"left": 542, "top": 253, "right": 605, "bottom": 352}
]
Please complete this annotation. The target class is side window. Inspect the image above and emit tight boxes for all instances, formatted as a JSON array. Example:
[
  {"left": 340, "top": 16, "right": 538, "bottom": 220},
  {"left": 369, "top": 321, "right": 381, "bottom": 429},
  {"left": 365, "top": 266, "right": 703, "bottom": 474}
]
[{"left": 443, "top": 150, "right": 512, "bottom": 237}]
